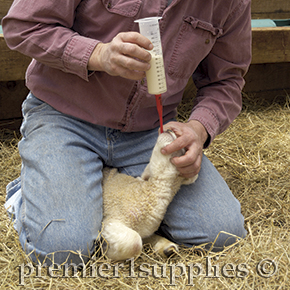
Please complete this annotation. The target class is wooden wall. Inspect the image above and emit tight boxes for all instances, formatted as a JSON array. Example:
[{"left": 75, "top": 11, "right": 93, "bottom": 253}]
[
  {"left": 251, "top": 0, "right": 290, "bottom": 19},
  {"left": 0, "top": 0, "right": 12, "bottom": 20},
  {"left": 245, "top": 0, "right": 290, "bottom": 100},
  {"left": 1, "top": 0, "right": 290, "bottom": 130},
  {"left": 1, "top": 0, "right": 29, "bottom": 129}
]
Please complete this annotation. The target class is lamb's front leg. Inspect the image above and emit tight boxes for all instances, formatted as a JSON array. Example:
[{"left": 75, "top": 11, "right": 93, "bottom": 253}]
[
  {"left": 102, "top": 220, "right": 142, "bottom": 261},
  {"left": 143, "top": 234, "right": 179, "bottom": 257}
]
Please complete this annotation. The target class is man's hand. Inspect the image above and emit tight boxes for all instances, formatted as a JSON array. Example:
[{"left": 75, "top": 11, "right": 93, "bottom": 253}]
[
  {"left": 161, "top": 120, "right": 209, "bottom": 178},
  {"left": 88, "top": 32, "right": 153, "bottom": 80}
]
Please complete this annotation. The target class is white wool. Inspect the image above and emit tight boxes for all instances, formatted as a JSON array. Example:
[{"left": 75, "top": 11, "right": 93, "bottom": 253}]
[{"left": 101, "top": 130, "right": 197, "bottom": 261}]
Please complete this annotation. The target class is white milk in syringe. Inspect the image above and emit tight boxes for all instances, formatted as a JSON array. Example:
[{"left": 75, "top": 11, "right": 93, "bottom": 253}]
[
  {"left": 135, "top": 17, "right": 167, "bottom": 94},
  {"left": 135, "top": 17, "right": 167, "bottom": 132},
  {"left": 146, "top": 53, "right": 167, "bottom": 94}
]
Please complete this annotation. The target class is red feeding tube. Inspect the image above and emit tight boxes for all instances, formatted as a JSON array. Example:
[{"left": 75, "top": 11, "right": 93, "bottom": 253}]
[{"left": 155, "top": 94, "right": 163, "bottom": 133}]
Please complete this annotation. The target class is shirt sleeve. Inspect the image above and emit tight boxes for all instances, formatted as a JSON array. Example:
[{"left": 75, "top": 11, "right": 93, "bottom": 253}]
[
  {"left": 189, "top": 0, "right": 252, "bottom": 147},
  {"left": 1, "top": 0, "right": 99, "bottom": 81}
]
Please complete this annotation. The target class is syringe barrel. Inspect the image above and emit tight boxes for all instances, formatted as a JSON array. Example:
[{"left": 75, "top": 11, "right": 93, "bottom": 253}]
[{"left": 135, "top": 17, "right": 167, "bottom": 95}]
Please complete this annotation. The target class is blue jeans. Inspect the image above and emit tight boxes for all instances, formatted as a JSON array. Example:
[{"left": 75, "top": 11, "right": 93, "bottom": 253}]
[{"left": 5, "top": 93, "right": 246, "bottom": 265}]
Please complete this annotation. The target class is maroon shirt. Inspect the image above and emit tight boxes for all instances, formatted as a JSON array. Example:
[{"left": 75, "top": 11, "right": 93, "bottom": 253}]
[{"left": 2, "top": 0, "right": 251, "bottom": 144}]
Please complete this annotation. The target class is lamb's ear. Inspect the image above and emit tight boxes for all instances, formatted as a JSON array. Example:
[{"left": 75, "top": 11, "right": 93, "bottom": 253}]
[
  {"left": 181, "top": 174, "right": 198, "bottom": 185},
  {"left": 141, "top": 164, "right": 151, "bottom": 180}
]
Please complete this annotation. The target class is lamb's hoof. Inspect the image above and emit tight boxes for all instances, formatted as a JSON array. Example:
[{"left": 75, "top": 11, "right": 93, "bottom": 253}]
[
  {"left": 144, "top": 234, "right": 179, "bottom": 258},
  {"left": 163, "top": 244, "right": 179, "bottom": 257}
]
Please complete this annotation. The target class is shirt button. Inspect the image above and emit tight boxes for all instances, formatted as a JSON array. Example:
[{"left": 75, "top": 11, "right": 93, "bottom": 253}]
[
  {"left": 205, "top": 39, "right": 210, "bottom": 44},
  {"left": 107, "top": 2, "right": 112, "bottom": 8}
]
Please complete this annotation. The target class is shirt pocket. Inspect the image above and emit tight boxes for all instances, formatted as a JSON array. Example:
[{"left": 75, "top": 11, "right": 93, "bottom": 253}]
[
  {"left": 168, "top": 16, "right": 223, "bottom": 79},
  {"left": 101, "top": 0, "right": 142, "bottom": 17}
]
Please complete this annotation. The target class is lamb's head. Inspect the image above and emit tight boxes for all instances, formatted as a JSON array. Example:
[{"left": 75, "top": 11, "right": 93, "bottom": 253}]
[
  {"left": 153, "top": 129, "right": 185, "bottom": 158},
  {"left": 141, "top": 130, "right": 188, "bottom": 181}
]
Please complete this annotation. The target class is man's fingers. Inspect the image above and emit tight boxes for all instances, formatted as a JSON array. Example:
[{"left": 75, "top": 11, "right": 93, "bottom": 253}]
[
  {"left": 88, "top": 31, "right": 153, "bottom": 80},
  {"left": 172, "top": 152, "right": 202, "bottom": 178},
  {"left": 116, "top": 32, "right": 153, "bottom": 63},
  {"left": 161, "top": 136, "right": 189, "bottom": 155},
  {"left": 119, "top": 32, "right": 153, "bottom": 50},
  {"left": 161, "top": 121, "right": 205, "bottom": 178},
  {"left": 116, "top": 53, "right": 150, "bottom": 71}
]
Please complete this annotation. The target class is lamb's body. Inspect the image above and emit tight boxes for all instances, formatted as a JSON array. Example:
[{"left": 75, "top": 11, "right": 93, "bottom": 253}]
[
  {"left": 102, "top": 131, "right": 197, "bottom": 260},
  {"left": 102, "top": 168, "right": 186, "bottom": 238}
]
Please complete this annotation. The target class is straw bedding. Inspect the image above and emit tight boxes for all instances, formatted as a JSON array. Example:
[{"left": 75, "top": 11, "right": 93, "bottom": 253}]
[{"left": 0, "top": 89, "right": 289, "bottom": 289}]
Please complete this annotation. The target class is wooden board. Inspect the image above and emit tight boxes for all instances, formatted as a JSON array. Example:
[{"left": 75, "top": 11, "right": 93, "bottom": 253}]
[
  {"left": 251, "top": 0, "right": 290, "bottom": 19},
  {"left": 1, "top": 0, "right": 290, "bottom": 131},
  {"left": 251, "top": 27, "right": 290, "bottom": 64},
  {"left": 0, "top": 0, "right": 13, "bottom": 21},
  {"left": 1, "top": 26, "right": 290, "bottom": 81},
  {"left": 0, "top": 118, "right": 22, "bottom": 131},
  {"left": 244, "top": 62, "right": 290, "bottom": 93},
  {"left": 0, "top": 34, "right": 31, "bottom": 82},
  {"left": 1, "top": 0, "right": 290, "bottom": 22},
  {"left": 2, "top": 26, "right": 290, "bottom": 82},
  {"left": 0, "top": 80, "right": 28, "bottom": 119},
  {"left": 184, "top": 62, "right": 290, "bottom": 101}
]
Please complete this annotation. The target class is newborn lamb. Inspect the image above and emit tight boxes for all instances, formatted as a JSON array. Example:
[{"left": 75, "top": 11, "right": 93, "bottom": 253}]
[{"left": 101, "top": 130, "right": 197, "bottom": 261}]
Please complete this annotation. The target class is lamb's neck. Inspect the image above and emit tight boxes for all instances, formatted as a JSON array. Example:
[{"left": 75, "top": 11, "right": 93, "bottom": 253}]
[
  {"left": 138, "top": 176, "right": 183, "bottom": 237},
  {"left": 148, "top": 175, "right": 183, "bottom": 198}
]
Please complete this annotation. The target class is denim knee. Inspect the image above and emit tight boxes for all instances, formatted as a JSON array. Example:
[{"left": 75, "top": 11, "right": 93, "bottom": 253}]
[
  {"left": 204, "top": 212, "right": 247, "bottom": 251},
  {"left": 158, "top": 201, "right": 247, "bottom": 252},
  {"left": 20, "top": 219, "right": 102, "bottom": 265}
]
